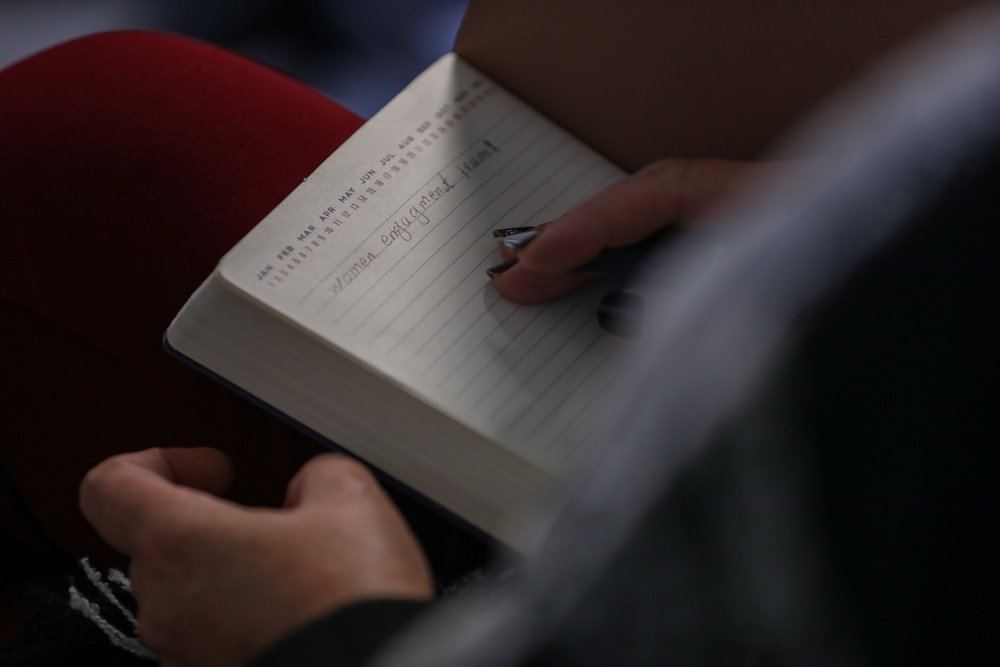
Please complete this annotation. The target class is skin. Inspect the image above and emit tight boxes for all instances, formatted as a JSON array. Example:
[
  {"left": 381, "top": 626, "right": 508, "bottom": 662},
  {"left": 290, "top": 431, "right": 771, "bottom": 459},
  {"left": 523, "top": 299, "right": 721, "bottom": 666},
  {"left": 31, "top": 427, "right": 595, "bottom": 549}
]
[
  {"left": 490, "top": 158, "right": 769, "bottom": 303},
  {"left": 78, "top": 157, "right": 765, "bottom": 667},
  {"left": 79, "top": 447, "right": 433, "bottom": 667}
]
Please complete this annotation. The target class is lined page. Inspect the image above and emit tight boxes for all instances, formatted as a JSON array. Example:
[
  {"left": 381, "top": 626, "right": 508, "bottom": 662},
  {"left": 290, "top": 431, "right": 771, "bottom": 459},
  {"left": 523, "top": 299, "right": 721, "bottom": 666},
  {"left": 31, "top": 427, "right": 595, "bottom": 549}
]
[{"left": 221, "top": 54, "right": 628, "bottom": 473}]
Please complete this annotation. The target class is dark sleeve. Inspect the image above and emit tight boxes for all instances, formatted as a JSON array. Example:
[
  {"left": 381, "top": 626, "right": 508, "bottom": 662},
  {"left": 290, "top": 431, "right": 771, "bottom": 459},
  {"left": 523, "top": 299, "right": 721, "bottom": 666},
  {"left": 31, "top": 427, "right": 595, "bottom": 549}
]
[{"left": 248, "top": 599, "right": 434, "bottom": 667}]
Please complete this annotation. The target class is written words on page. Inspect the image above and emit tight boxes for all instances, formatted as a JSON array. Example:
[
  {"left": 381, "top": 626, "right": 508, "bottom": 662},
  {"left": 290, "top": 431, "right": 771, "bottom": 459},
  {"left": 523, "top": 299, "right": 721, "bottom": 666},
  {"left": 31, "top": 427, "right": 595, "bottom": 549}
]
[
  {"left": 328, "top": 173, "right": 456, "bottom": 295},
  {"left": 254, "top": 78, "right": 497, "bottom": 291}
]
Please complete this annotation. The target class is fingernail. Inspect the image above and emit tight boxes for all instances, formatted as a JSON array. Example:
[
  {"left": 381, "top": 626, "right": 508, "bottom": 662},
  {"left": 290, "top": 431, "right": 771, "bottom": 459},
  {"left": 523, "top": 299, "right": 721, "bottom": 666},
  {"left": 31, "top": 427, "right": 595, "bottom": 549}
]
[
  {"left": 486, "top": 258, "right": 518, "bottom": 278},
  {"left": 492, "top": 226, "right": 535, "bottom": 240},
  {"left": 502, "top": 229, "right": 541, "bottom": 251},
  {"left": 597, "top": 291, "right": 643, "bottom": 338}
]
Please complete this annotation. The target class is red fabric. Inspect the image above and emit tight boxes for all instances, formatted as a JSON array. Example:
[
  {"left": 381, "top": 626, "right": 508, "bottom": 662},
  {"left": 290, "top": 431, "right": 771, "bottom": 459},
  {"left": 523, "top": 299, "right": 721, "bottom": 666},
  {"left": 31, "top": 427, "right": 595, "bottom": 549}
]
[{"left": 0, "top": 31, "right": 365, "bottom": 562}]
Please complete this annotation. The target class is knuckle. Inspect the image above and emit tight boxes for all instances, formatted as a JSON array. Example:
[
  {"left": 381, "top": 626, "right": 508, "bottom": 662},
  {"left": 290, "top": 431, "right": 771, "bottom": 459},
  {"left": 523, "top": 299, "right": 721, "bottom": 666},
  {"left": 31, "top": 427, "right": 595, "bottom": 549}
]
[{"left": 325, "top": 455, "right": 378, "bottom": 493}]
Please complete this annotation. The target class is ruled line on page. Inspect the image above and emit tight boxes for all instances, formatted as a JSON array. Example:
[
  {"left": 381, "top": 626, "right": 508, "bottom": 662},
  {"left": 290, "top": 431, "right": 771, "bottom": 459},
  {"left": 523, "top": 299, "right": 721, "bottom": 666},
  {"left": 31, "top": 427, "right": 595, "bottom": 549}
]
[
  {"left": 449, "top": 299, "right": 560, "bottom": 398},
  {"left": 468, "top": 284, "right": 600, "bottom": 409},
  {"left": 323, "top": 150, "right": 529, "bottom": 329},
  {"left": 220, "top": 53, "right": 632, "bottom": 471},
  {"left": 522, "top": 339, "right": 622, "bottom": 441},
  {"left": 302, "top": 104, "right": 530, "bottom": 312},
  {"left": 383, "top": 149, "right": 608, "bottom": 358},
  {"left": 344, "top": 127, "right": 585, "bottom": 340},
  {"left": 362, "top": 133, "right": 579, "bottom": 343},
  {"left": 541, "top": 349, "right": 629, "bottom": 453},
  {"left": 380, "top": 158, "right": 619, "bottom": 380}
]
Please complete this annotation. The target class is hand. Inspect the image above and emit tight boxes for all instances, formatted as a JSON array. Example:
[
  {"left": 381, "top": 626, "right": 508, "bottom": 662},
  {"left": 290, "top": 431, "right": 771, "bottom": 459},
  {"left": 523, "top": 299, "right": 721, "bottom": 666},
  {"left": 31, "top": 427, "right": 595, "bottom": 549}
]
[
  {"left": 490, "top": 158, "right": 770, "bottom": 304},
  {"left": 80, "top": 447, "right": 433, "bottom": 667}
]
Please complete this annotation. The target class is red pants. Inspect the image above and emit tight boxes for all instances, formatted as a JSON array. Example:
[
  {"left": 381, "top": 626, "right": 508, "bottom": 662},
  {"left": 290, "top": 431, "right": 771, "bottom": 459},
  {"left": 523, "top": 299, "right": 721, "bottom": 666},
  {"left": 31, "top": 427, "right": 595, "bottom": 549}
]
[{"left": 0, "top": 31, "right": 369, "bottom": 563}]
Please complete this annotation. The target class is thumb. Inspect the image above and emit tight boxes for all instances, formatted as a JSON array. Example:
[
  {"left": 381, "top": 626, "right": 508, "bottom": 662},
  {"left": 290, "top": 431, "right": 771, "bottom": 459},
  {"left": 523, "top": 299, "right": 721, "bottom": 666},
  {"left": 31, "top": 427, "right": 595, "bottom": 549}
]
[{"left": 80, "top": 447, "right": 235, "bottom": 556}]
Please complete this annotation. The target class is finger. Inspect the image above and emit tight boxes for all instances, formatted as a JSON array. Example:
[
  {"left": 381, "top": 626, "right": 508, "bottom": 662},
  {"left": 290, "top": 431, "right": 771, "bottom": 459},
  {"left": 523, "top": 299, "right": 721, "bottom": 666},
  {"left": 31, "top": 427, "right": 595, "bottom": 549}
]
[
  {"left": 515, "top": 158, "right": 751, "bottom": 274},
  {"left": 491, "top": 264, "right": 592, "bottom": 304},
  {"left": 490, "top": 159, "right": 751, "bottom": 303},
  {"left": 283, "top": 454, "right": 432, "bottom": 601},
  {"left": 283, "top": 453, "right": 382, "bottom": 509},
  {"left": 80, "top": 447, "right": 234, "bottom": 555}
]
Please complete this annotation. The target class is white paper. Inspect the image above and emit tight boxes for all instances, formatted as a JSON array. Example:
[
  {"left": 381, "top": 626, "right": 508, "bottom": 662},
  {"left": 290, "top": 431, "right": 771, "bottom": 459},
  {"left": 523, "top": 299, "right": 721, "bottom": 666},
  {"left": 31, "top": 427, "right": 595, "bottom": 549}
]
[{"left": 221, "top": 54, "right": 628, "bottom": 472}]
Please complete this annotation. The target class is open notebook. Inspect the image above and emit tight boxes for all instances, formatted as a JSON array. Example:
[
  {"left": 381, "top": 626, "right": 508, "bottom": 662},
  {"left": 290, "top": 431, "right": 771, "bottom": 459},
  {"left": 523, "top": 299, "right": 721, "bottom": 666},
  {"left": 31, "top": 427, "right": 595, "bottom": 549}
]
[{"left": 166, "top": 54, "right": 630, "bottom": 548}]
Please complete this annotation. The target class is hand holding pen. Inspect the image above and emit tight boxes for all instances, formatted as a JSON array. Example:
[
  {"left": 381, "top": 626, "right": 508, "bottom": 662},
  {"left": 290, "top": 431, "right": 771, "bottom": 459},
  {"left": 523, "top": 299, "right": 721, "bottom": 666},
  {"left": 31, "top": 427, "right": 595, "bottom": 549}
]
[{"left": 487, "top": 158, "right": 761, "bottom": 336}]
